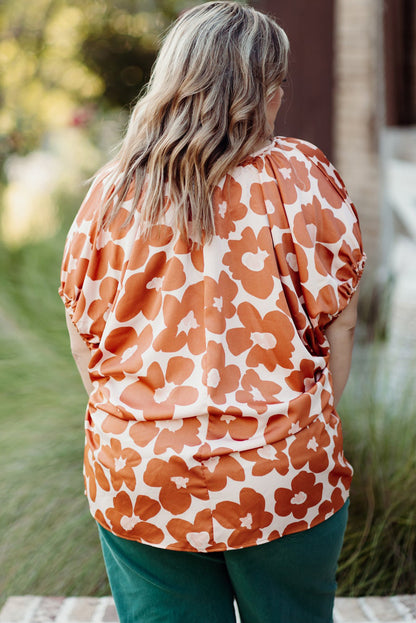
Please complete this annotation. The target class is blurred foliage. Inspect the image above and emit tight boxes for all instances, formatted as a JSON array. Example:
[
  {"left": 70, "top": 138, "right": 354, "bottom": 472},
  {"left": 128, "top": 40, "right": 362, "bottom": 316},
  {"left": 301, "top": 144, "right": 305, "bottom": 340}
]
[{"left": 0, "top": 0, "right": 192, "bottom": 165}]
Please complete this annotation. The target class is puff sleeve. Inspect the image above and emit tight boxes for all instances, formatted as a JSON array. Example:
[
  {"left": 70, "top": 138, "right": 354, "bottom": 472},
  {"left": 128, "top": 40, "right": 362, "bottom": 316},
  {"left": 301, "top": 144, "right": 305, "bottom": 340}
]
[
  {"left": 269, "top": 138, "right": 366, "bottom": 328},
  {"left": 59, "top": 173, "right": 123, "bottom": 347}
]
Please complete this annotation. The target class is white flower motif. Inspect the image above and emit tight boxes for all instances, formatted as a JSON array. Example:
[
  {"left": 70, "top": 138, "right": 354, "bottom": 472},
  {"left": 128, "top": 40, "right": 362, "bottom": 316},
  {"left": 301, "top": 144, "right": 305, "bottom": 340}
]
[
  {"left": 171, "top": 476, "right": 189, "bottom": 489},
  {"left": 213, "top": 296, "right": 223, "bottom": 312},
  {"left": 288, "top": 421, "right": 301, "bottom": 435},
  {"left": 120, "top": 515, "right": 137, "bottom": 531},
  {"left": 240, "top": 513, "right": 253, "bottom": 529},
  {"left": 177, "top": 311, "right": 199, "bottom": 335},
  {"left": 307, "top": 436, "right": 319, "bottom": 452},
  {"left": 280, "top": 167, "right": 292, "bottom": 179},
  {"left": 286, "top": 253, "right": 298, "bottom": 271},
  {"left": 241, "top": 249, "right": 268, "bottom": 271},
  {"left": 186, "top": 532, "right": 211, "bottom": 552},
  {"left": 257, "top": 445, "right": 276, "bottom": 460},
  {"left": 114, "top": 456, "right": 127, "bottom": 471},
  {"left": 250, "top": 331, "right": 277, "bottom": 349},
  {"left": 153, "top": 382, "right": 176, "bottom": 403},
  {"left": 147, "top": 277, "right": 164, "bottom": 291},
  {"left": 207, "top": 368, "right": 220, "bottom": 388},
  {"left": 120, "top": 345, "right": 137, "bottom": 364},
  {"left": 291, "top": 491, "right": 307, "bottom": 505},
  {"left": 218, "top": 201, "right": 227, "bottom": 218}
]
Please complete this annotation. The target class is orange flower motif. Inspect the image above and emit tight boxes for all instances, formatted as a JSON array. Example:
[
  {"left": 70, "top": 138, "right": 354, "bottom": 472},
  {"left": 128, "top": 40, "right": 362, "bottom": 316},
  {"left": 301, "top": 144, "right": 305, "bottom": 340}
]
[
  {"left": 310, "top": 164, "right": 345, "bottom": 210},
  {"left": 249, "top": 181, "right": 289, "bottom": 229},
  {"left": 204, "top": 342, "right": 240, "bottom": 405},
  {"left": 87, "top": 276, "right": 119, "bottom": 338},
  {"left": 98, "top": 438, "right": 142, "bottom": 491},
  {"left": 213, "top": 174, "right": 247, "bottom": 239},
  {"left": 206, "top": 406, "right": 258, "bottom": 442},
  {"left": 120, "top": 359, "right": 198, "bottom": 420},
  {"left": 174, "top": 237, "right": 204, "bottom": 272},
  {"left": 154, "top": 282, "right": 205, "bottom": 355},
  {"left": 105, "top": 491, "right": 164, "bottom": 544},
  {"left": 293, "top": 196, "right": 347, "bottom": 248},
  {"left": 213, "top": 487, "right": 273, "bottom": 548},
  {"left": 143, "top": 456, "right": 208, "bottom": 515},
  {"left": 336, "top": 239, "right": 364, "bottom": 282},
  {"left": 311, "top": 488, "right": 345, "bottom": 526},
  {"left": 116, "top": 251, "right": 167, "bottom": 322},
  {"left": 285, "top": 358, "right": 317, "bottom": 393},
  {"left": 88, "top": 239, "right": 125, "bottom": 281},
  {"left": 201, "top": 454, "right": 245, "bottom": 492},
  {"left": 167, "top": 509, "right": 219, "bottom": 552},
  {"left": 267, "top": 154, "right": 311, "bottom": 205},
  {"left": 104, "top": 206, "right": 135, "bottom": 241},
  {"left": 236, "top": 369, "right": 282, "bottom": 415},
  {"left": 153, "top": 418, "right": 202, "bottom": 455},
  {"left": 223, "top": 227, "right": 276, "bottom": 299},
  {"left": 274, "top": 471, "right": 323, "bottom": 519},
  {"left": 129, "top": 421, "right": 159, "bottom": 447},
  {"left": 100, "top": 325, "right": 153, "bottom": 381},
  {"left": 204, "top": 271, "right": 238, "bottom": 334},
  {"left": 244, "top": 443, "right": 289, "bottom": 477},
  {"left": 84, "top": 448, "right": 110, "bottom": 503},
  {"left": 288, "top": 421, "right": 331, "bottom": 473},
  {"left": 226, "top": 302, "right": 295, "bottom": 371}
]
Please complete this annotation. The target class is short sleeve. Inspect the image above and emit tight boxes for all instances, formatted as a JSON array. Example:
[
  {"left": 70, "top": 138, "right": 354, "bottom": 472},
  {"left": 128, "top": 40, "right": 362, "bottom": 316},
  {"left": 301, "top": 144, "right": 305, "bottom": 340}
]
[
  {"left": 59, "top": 173, "right": 122, "bottom": 347},
  {"left": 270, "top": 138, "right": 366, "bottom": 328}
]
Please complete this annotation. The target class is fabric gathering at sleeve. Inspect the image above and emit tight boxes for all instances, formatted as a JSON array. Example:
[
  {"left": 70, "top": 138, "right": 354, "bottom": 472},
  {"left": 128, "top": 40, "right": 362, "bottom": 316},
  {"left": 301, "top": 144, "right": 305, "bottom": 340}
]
[
  {"left": 59, "top": 174, "right": 116, "bottom": 347},
  {"left": 265, "top": 138, "right": 366, "bottom": 328}
]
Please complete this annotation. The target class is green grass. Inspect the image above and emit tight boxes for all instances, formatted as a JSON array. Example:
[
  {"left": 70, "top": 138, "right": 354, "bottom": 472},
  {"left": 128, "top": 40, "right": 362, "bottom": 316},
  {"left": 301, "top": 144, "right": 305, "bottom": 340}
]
[
  {"left": 1, "top": 217, "right": 416, "bottom": 603},
  {"left": 337, "top": 347, "right": 416, "bottom": 595},
  {"left": 0, "top": 226, "right": 110, "bottom": 608}
]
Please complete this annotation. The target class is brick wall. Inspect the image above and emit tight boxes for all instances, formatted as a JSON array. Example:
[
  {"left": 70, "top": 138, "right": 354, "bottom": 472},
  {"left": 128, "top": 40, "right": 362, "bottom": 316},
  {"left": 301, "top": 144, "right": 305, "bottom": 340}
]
[{"left": 333, "top": 0, "right": 384, "bottom": 281}]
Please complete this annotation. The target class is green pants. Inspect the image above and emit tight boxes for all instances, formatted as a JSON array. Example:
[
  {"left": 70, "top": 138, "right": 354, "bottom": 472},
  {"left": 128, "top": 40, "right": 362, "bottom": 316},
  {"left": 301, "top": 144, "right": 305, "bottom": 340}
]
[{"left": 98, "top": 501, "right": 348, "bottom": 623}]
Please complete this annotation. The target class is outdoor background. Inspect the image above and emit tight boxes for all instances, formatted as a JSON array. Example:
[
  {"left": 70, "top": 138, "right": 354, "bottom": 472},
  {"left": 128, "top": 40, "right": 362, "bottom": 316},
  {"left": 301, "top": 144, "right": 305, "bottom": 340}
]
[{"left": 1, "top": 0, "right": 416, "bottom": 607}]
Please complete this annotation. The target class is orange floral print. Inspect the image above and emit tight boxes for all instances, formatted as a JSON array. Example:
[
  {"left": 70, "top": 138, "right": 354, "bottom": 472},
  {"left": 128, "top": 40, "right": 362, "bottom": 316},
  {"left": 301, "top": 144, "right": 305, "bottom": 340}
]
[
  {"left": 105, "top": 491, "right": 164, "bottom": 544},
  {"left": 98, "top": 438, "right": 142, "bottom": 491},
  {"left": 204, "top": 342, "right": 240, "bottom": 405},
  {"left": 288, "top": 421, "right": 331, "bottom": 473},
  {"left": 236, "top": 369, "right": 282, "bottom": 415},
  {"left": 213, "top": 174, "right": 247, "bottom": 239},
  {"left": 100, "top": 325, "right": 153, "bottom": 381},
  {"left": 167, "top": 509, "right": 220, "bottom": 552},
  {"left": 120, "top": 360, "right": 198, "bottom": 420},
  {"left": 274, "top": 471, "right": 323, "bottom": 519},
  {"left": 223, "top": 227, "right": 276, "bottom": 299},
  {"left": 60, "top": 136, "right": 365, "bottom": 551},
  {"left": 154, "top": 282, "right": 205, "bottom": 355},
  {"left": 213, "top": 488, "right": 273, "bottom": 548},
  {"left": 143, "top": 457, "right": 208, "bottom": 515},
  {"left": 244, "top": 444, "right": 289, "bottom": 477},
  {"left": 206, "top": 406, "right": 258, "bottom": 442},
  {"left": 204, "top": 271, "right": 238, "bottom": 334},
  {"left": 226, "top": 302, "right": 295, "bottom": 371},
  {"left": 201, "top": 454, "right": 245, "bottom": 492}
]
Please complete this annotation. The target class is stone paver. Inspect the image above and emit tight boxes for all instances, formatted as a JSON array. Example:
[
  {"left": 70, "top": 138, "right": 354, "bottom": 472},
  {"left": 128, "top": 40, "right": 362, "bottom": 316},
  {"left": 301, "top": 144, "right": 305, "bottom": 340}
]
[{"left": 2, "top": 596, "right": 416, "bottom": 622}]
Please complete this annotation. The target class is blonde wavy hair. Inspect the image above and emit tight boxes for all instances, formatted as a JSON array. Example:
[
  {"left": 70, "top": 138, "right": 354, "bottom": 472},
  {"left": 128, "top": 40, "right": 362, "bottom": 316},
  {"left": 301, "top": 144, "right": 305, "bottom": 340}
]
[{"left": 101, "top": 1, "right": 289, "bottom": 242}]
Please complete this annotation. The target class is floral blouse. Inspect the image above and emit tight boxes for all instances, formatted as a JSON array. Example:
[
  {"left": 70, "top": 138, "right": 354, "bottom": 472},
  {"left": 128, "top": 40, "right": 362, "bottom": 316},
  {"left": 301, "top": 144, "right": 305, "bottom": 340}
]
[{"left": 60, "top": 136, "right": 365, "bottom": 552}]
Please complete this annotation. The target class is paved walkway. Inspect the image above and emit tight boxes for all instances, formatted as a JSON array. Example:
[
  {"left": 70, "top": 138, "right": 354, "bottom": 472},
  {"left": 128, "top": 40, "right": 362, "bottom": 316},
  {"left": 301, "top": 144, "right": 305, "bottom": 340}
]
[{"left": 1, "top": 596, "right": 416, "bottom": 622}]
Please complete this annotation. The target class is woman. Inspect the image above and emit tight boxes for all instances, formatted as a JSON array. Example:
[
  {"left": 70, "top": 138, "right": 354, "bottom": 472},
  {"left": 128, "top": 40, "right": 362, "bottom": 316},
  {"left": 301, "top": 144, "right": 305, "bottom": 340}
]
[{"left": 60, "top": 3, "right": 365, "bottom": 622}]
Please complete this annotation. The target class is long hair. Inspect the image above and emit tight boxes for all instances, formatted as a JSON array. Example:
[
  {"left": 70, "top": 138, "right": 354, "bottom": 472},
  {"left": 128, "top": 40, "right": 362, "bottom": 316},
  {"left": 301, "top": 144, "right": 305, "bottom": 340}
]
[{"left": 100, "top": 1, "right": 289, "bottom": 243}]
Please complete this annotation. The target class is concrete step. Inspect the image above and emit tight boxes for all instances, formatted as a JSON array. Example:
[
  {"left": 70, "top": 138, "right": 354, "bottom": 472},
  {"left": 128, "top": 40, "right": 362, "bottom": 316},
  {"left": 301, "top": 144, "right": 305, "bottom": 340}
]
[{"left": 1, "top": 595, "right": 416, "bottom": 623}]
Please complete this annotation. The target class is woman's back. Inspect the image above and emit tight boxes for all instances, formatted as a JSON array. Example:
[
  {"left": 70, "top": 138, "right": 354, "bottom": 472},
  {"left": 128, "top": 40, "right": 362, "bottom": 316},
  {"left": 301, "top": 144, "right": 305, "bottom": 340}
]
[{"left": 60, "top": 135, "right": 364, "bottom": 551}]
